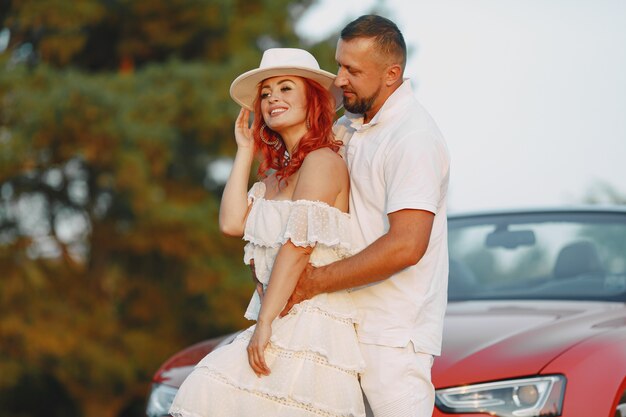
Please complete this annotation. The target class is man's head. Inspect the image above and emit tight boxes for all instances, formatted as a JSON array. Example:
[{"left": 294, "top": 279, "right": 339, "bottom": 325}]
[{"left": 335, "top": 15, "right": 406, "bottom": 122}]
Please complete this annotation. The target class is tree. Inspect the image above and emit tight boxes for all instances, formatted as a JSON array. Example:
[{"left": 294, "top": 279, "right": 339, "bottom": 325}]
[
  {"left": 3, "top": 0, "right": 318, "bottom": 70},
  {"left": 0, "top": 1, "right": 340, "bottom": 416}
]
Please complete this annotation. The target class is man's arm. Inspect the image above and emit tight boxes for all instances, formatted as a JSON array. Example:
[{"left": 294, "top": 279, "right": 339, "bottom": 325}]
[{"left": 280, "top": 208, "right": 434, "bottom": 316}]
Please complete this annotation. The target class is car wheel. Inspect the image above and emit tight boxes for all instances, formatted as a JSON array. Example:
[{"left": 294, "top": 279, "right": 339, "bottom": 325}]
[{"left": 616, "top": 391, "right": 626, "bottom": 417}]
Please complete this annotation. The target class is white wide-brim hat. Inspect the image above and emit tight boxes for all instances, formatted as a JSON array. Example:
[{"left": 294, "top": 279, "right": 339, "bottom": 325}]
[{"left": 230, "top": 48, "right": 343, "bottom": 112}]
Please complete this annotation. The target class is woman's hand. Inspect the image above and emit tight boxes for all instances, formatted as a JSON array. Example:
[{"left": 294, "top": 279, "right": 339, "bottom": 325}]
[
  {"left": 234, "top": 108, "right": 254, "bottom": 150},
  {"left": 247, "top": 321, "right": 272, "bottom": 377}
]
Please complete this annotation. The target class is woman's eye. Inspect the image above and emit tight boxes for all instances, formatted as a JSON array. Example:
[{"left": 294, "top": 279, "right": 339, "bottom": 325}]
[
  {"left": 260, "top": 92, "right": 270, "bottom": 99},
  {"left": 280, "top": 86, "right": 292, "bottom": 92}
]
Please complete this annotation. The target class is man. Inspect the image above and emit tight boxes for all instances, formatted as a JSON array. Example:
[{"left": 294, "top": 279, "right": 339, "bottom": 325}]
[{"left": 280, "top": 15, "right": 451, "bottom": 417}]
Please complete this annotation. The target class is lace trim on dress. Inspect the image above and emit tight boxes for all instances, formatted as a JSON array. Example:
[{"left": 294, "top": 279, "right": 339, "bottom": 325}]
[
  {"left": 244, "top": 199, "right": 352, "bottom": 251},
  {"left": 287, "top": 301, "right": 357, "bottom": 325},
  {"left": 247, "top": 182, "right": 350, "bottom": 217},
  {"left": 260, "top": 197, "right": 350, "bottom": 218},
  {"left": 169, "top": 407, "right": 205, "bottom": 417},
  {"left": 237, "top": 301, "right": 365, "bottom": 371},
  {"left": 187, "top": 367, "right": 358, "bottom": 417},
  {"left": 236, "top": 329, "right": 359, "bottom": 377}
]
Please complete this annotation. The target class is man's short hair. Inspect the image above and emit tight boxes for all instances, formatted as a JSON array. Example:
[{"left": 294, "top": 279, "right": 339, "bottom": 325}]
[{"left": 340, "top": 15, "right": 407, "bottom": 70}]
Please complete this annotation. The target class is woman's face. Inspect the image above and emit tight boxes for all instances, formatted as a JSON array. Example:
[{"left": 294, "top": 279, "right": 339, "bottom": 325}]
[{"left": 259, "top": 76, "right": 308, "bottom": 134}]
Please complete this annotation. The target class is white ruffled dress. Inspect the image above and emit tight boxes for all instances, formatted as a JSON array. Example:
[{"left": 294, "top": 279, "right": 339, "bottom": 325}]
[{"left": 169, "top": 182, "right": 366, "bottom": 417}]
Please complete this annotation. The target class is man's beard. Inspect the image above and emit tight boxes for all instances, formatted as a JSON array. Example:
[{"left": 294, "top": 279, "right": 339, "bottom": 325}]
[{"left": 343, "top": 86, "right": 380, "bottom": 115}]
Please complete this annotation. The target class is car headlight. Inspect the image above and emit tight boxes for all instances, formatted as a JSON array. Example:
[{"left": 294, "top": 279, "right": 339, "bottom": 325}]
[
  {"left": 146, "top": 383, "right": 178, "bottom": 417},
  {"left": 435, "top": 375, "right": 566, "bottom": 417}
]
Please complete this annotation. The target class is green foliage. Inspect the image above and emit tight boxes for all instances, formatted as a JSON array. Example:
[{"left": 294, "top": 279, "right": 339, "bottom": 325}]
[
  {"left": 0, "top": 58, "right": 253, "bottom": 417},
  {"left": 4, "top": 0, "right": 316, "bottom": 69},
  {"left": 0, "top": 0, "right": 338, "bottom": 416}
]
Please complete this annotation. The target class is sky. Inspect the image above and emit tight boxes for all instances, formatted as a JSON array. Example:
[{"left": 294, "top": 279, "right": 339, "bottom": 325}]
[{"left": 296, "top": 0, "right": 626, "bottom": 213}]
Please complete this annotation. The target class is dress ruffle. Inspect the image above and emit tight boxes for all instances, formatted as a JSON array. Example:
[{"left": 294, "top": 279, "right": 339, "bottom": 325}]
[
  {"left": 269, "top": 296, "right": 364, "bottom": 370},
  {"left": 242, "top": 244, "right": 354, "bottom": 320},
  {"left": 171, "top": 304, "right": 366, "bottom": 417},
  {"left": 243, "top": 190, "right": 352, "bottom": 252},
  {"left": 170, "top": 181, "right": 365, "bottom": 417},
  {"left": 171, "top": 345, "right": 364, "bottom": 416},
  {"left": 246, "top": 181, "right": 267, "bottom": 204},
  {"left": 242, "top": 182, "right": 355, "bottom": 320}
]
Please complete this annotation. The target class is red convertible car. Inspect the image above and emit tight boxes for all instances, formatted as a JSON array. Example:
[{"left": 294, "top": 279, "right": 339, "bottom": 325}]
[{"left": 146, "top": 207, "right": 626, "bottom": 417}]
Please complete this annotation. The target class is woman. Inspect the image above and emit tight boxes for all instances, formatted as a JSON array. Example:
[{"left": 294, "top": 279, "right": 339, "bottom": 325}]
[{"left": 169, "top": 48, "right": 366, "bottom": 417}]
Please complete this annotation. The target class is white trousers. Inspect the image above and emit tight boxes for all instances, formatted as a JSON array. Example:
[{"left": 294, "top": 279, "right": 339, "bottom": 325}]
[{"left": 359, "top": 343, "right": 435, "bottom": 417}]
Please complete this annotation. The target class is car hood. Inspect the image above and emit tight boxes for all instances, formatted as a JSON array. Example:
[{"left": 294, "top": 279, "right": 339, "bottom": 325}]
[{"left": 433, "top": 300, "right": 625, "bottom": 388}]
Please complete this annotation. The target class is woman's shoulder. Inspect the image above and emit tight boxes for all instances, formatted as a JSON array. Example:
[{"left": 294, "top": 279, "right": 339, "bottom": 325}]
[
  {"left": 302, "top": 147, "right": 345, "bottom": 170},
  {"left": 296, "top": 147, "right": 349, "bottom": 206}
]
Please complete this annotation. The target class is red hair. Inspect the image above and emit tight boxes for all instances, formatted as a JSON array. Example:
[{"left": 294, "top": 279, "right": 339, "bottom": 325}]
[{"left": 252, "top": 78, "right": 341, "bottom": 185}]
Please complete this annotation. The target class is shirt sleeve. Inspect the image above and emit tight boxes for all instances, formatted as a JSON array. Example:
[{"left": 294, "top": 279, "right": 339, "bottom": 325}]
[{"left": 384, "top": 129, "right": 450, "bottom": 215}]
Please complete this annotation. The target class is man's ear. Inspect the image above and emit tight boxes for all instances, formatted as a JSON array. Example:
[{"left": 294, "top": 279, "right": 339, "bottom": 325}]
[{"left": 385, "top": 63, "right": 403, "bottom": 86}]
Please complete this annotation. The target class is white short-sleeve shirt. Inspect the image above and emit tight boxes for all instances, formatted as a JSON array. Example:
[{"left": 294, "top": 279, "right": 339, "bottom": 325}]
[{"left": 335, "top": 80, "right": 451, "bottom": 356}]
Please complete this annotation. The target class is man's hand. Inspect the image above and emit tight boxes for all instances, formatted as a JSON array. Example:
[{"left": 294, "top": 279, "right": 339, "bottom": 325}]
[{"left": 279, "top": 263, "right": 319, "bottom": 317}]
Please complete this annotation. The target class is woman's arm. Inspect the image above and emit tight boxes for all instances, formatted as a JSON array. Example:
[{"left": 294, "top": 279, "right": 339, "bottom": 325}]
[
  {"left": 246, "top": 149, "right": 349, "bottom": 376},
  {"left": 247, "top": 242, "right": 313, "bottom": 376},
  {"left": 219, "top": 109, "right": 256, "bottom": 237}
]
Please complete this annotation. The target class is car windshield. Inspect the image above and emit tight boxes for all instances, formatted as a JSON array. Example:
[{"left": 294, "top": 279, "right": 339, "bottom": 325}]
[{"left": 447, "top": 211, "right": 626, "bottom": 302}]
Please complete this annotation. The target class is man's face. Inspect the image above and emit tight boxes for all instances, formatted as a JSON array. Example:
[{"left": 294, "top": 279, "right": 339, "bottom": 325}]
[{"left": 334, "top": 38, "right": 386, "bottom": 116}]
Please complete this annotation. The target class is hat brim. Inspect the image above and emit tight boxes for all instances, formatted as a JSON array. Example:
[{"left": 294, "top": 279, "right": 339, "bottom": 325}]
[{"left": 230, "top": 66, "right": 343, "bottom": 112}]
